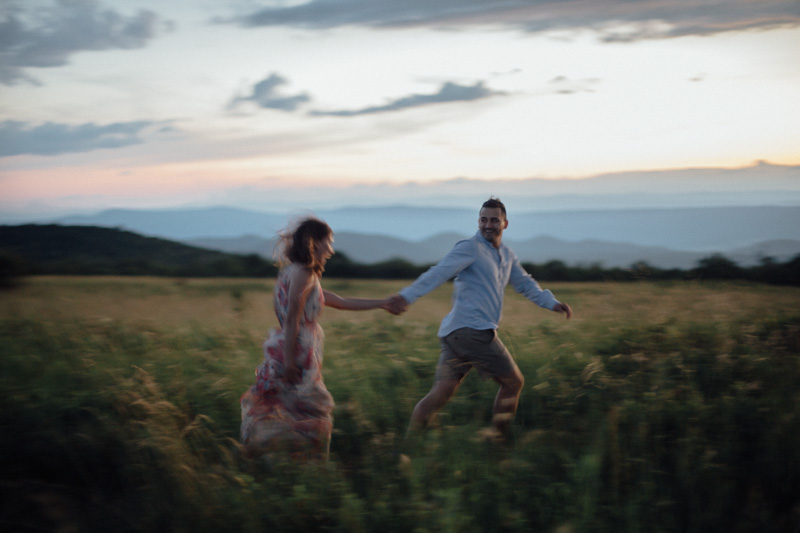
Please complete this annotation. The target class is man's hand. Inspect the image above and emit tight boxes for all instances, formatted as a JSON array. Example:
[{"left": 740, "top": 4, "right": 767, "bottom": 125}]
[
  {"left": 553, "top": 302, "right": 573, "bottom": 319},
  {"left": 385, "top": 294, "right": 409, "bottom": 315}
]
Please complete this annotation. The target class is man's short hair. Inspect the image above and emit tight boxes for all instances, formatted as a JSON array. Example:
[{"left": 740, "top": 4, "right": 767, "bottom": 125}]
[{"left": 482, "top": 197, "right": 506, "bottom": 218}]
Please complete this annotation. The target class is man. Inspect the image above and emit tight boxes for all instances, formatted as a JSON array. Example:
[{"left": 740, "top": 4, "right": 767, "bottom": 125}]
[{"left": 390, "top": 197, "right": 572, "bottom": 440}]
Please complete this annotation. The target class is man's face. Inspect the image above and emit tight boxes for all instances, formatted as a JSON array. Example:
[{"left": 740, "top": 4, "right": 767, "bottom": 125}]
[{"left": 478, "top": 207, "right": 508, "bottom": 247}]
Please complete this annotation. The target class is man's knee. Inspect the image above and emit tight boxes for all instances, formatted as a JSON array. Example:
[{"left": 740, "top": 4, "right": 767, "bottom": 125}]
[{"left": 497, "top": 369, "right": 524, "bottom": 393}]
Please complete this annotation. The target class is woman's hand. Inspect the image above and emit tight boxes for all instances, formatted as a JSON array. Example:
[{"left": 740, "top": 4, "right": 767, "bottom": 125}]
[{"left": 284, "top": 360, "right": 302, "bottom": 384}]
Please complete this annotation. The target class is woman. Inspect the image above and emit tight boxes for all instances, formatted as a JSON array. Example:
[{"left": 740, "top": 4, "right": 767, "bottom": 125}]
[{"left": 240, "top": 217, "right": 400, "bottom": 460}]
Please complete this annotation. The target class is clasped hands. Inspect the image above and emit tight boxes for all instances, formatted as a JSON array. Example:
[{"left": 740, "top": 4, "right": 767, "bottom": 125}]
[{"left": 381, "top": 294, "right": 409, "bottom": 315}]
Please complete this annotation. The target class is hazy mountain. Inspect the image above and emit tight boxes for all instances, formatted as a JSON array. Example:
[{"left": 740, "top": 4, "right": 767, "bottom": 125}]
[
  {"left": 16, "top": 162, "right": 799, "bottom": 269},
  {"left": 509, "top": 206, "right": 800, "bottom": 251},
  {"left": 52, "top": 205, "right": 800, "bottom": 255},
  {"left": 53, "top": 207, "right": 288, "bottom": 240},
  {"left": 188, "top": 232, "right": 800, "bottom": 270},
  {"left": 188, "top": 232, "right": 467, "bottom": 265},
  {"left": 169, "top": 161, "right": 800, "bottom": 214}
]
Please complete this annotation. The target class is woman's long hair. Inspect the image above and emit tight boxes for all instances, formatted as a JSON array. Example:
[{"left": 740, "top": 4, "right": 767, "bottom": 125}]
[{"left": 276, "top": 217, "right": 332, "bottom": 275}]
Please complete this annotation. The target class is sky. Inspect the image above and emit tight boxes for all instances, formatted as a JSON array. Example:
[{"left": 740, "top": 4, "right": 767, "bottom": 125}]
[{"left": 1, "top": 0, "right": 799, "bottom": 220}]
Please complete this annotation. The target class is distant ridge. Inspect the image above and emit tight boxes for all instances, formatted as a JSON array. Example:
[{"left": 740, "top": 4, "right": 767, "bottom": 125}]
[
  {"left": 53, "top": 207, "right": 288, "bottom": 240},
  {"left": 4, "top": 225, "right": 799, "bottom": 277},
  {"left": 188, "top": 232, "right": 800, "bottom": 270},
  {"left": 188, "top": 232, "right": 467, "bottom": 265},
  {"left": 48, "top": 205, "right": 800, "bottom": 254}
]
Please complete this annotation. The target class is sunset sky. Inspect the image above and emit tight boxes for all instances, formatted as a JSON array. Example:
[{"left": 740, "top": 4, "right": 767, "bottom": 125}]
[{"left": 1, "top": 0, "right": 799, "bottom": 219}]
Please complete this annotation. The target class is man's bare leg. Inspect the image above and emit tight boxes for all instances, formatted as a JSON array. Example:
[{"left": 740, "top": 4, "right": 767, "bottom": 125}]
[
  {"left": 408, "top": 378, "right": 461, "bottom": 433},
  {"left": 491, "top": 369, "right": 524, "bottom": 438}
]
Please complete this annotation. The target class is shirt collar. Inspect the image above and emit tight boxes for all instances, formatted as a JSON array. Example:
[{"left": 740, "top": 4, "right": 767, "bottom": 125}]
[{"left": 475, "top": 231, "right": 504, "bottom": 251}]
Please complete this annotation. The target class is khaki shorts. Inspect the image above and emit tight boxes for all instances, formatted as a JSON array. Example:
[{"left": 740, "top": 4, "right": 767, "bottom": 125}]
[{"left": 435, "top": 327, "right": 519, "bottom": 382}]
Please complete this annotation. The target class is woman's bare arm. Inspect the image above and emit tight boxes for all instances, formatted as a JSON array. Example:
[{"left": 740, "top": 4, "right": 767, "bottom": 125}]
[{"left": 323, "top": 290, "right": 403, "bottom": 314}]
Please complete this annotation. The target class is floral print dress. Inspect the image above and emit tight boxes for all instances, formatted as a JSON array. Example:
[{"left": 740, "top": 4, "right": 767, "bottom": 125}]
[{"left": 240, "top": 263, "right": 334, "bottom": 459}]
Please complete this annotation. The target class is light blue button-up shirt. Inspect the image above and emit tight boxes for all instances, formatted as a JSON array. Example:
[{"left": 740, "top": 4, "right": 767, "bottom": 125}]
[{"left": 399, "top": 232, "right": 560, "bottom": 337}]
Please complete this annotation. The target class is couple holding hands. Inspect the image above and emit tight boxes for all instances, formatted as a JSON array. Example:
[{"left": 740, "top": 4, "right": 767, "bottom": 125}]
[{"left": 240, "top": 198, "right": 572, "bottom": 460}]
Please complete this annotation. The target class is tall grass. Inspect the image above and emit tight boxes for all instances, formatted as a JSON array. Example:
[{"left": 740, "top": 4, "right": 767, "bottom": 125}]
[{"left": 1, "top": 277, "right": 799, "bottom": 532}]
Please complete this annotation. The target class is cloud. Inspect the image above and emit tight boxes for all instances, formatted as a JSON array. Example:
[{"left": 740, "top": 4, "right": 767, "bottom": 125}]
[
  {"left": 310, "top": 81, "right": 504, "bottom": 117},
  {"left": 228, "top": 72, "right": 311, "bottom": 112},
  {"left": 0, "top": 120, "right": 161, "bottom": 156},
  {"left": 227, "top": 0, "right": 800, "bottom": 40},
  {"left": 0, "top": 0, "right": 163, "bottom": 85},
  {"left": 548, "top": 76, "right": 601, "bottom": 95}
]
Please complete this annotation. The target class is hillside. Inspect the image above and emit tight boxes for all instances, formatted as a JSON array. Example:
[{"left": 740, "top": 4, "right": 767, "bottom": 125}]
[
  {"left": 0, "top": 224, "right": 276, "bottom": 277},
  {"left": 0, "top": 225, "right": 427, "bottom": 280}
]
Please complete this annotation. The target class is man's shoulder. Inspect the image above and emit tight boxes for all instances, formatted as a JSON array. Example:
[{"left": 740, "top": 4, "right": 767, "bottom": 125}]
[
  {"left": 451, "top": 234, "right": 479, "bottom": 250},
  {"left": 434, "top": 234, "right": 478, "bottom": 264}
]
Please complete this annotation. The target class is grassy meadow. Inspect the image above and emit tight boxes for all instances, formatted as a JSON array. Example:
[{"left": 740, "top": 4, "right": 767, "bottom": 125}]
[{"left": 2, "top": 276, "right": 799, "bottom": 532}]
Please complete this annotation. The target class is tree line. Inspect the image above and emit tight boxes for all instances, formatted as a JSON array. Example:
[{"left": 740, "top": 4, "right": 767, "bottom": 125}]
[
  {"left": 521, "top": 253, "right": 800, "bottom": 285},
  {"left": 2, "top": 224, "right": 799, "bottom": 286}
]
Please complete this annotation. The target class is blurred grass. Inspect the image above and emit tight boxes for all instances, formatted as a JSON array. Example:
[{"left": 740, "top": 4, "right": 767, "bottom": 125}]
[{"left": 1, "top": 276, "right": 799, "bottom": 532}]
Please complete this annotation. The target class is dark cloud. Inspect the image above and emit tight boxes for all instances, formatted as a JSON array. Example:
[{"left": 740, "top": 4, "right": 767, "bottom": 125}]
[
  {"left": 0, "top": 0, "right": 163, "bottom": 85},
  {"left": 228, "top": 0, "right": 800, "bottom": 40},
  {"left": 310, "top": 81, "right": 503, "bottom": 117},
  {"left": 228, "top": 73, "right": 311, "bottom": 112},
  {"left": 0, "top": 120, "right": 159, "bottom": 156}
]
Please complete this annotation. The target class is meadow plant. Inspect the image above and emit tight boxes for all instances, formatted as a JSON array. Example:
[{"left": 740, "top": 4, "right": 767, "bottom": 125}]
[{"left": 1, "top": 278, "right": 799, "bottom": 531}]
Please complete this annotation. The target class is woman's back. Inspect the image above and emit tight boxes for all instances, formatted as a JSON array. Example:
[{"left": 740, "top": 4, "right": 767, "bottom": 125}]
[{"left": 274, "top": 263, "right": 324, "bottom": 330}]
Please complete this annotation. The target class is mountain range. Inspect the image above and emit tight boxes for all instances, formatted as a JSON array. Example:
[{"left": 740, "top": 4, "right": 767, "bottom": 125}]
[
  {"left": 187, "top": 232, "right": 800, "bottom": 270},
  {"left": 39, "top": 205, "right": 800, "bottom": 269}
]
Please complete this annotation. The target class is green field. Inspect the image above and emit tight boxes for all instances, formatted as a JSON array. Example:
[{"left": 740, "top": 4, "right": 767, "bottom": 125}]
[{"left": 2, "top": 277, "right": 799, "bottom": 532}]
